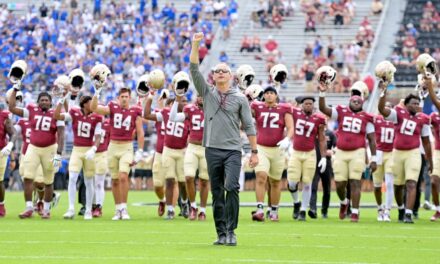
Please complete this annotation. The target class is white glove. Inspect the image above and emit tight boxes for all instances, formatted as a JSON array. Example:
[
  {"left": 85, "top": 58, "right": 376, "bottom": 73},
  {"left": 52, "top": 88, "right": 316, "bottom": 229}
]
[
  {"left": 85, "top": 146, "right": 97, "bottom": 160},
  {"left": 58, "top": 92, "right": 71, "bottom": 105},
  {"left": 1, "top": 142, "right": 13, "bottom": 156},
  {"left": 276, "top": 137, "right": 291, "bottom": 151},
  {"left": 133, "top": 149, "right": 144, "bottom": 164},
  {"left": 52, "top": 154, "right": 62, "bottom": 171},
  {"left": 318, "top": 157, "right": 327, "bottom": 174}
]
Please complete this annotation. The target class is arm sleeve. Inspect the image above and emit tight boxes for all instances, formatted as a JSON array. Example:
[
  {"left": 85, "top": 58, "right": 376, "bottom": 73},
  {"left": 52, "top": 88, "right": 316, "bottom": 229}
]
[
  {"left": 169, "top": 102, "right": 186, "bottom": 123},
  {"left": 22, "top": 108, "right": 29, "bottom": 118},
  {"left": 330, "top": 107, "right": 338, "bottom": 120},
  {"left": 94, "top": 122, "right": 102, "bottom": 135},
  {"left": 156, "top": 112, "right": 163, "bottom": 122},
  {"left": 366, "top": 122, "right": 375, "bottom": 134},
  {"left": 240, "top": 97, "right": 256, "bottom": 136},
  {"left": 422, "top": 124, "right": 431, "bottom": 137},
  {"left": 190, "top": 63, "right": 209, "bottom": 97},
  {"left": 61, "top": 113, "right": 72, "bottom": 122},
  {"left": 385, "top": 109, "right": 398, "bottom": 123}
]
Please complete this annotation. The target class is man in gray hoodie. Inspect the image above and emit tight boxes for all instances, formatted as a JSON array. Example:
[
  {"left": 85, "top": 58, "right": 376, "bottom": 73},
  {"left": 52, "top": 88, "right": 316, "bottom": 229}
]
[{"left": 190, "top": 32, "right": 258, "bottom": 246}]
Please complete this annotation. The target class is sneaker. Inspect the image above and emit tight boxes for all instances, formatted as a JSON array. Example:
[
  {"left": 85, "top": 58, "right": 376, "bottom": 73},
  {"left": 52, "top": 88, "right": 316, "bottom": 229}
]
[
  {"left": 158, "top": 201, "right": 165, "bottom": 217},
  {"left": 198, "top": 211, "right": 206, "bottom": 221},
  {"left": 121, "top": 208, "right": 130, "bottom": 220},
  {"left": 19, "top": 208, "right": 33, "bottom": 219},
  {"left": 269, "top": 213, "right": 279, "bottom": 222},
  {"left": 430, "top": 211, "right": 440, "bottom": 221},
  {"left": 166, "top": 210, "right": 175, "bottom": 220},
  {"left": 189, "top": 207, "right": 198, "bottom": 221},
  {"left": 292, "top": 202, "right": 301, "bottom": 220},
  {"left": 112, "top": 209, "right": 121, "bottom": 221},
  {"left": 78, "top": 206, "right": 86, "bottom": 216},
  {"left": 92, "top": 205, "right": 102, "bottom": 218},
  {"left": 181, "top": 203, "right": 189, "bottom": 219},
  {"left": 423, "top": 201, "right": 432, "bottom": 210},
  {"left": 308, "top": 209, "right": 317, "bottom": 219},
  {"left": 265, "top": 209, "right": 271, "bottom": 220},
  {"left": 398, "top": 208, "right": 405, "bottom": 222},
  {"left": 403, "top": 213, "right": 414, "bottom": 224},
  {"left": 251, "top": 210, "right": 265, "bottom": 222},
  {"left": 298, "top": 211, "right": 306, "bottom": 221},
  {"left": 383, "top": 211, "right": 391, "bottom": 222},
  {"left": 377, "top": 208, "right": 384, "bottom": 222},
  {"left": 339, "top": 202, "right": 349, "bottom": 220},
  {"left": 41, "top": 210, "right": 50, "bottom": 219},
  {"left": 51, "top": 192, "right": 61, "bottom": 209},
  {"left": 63, "top": 210, "right": 75, "bottom": 219},
  {"left": 0, "top": 204, "right": 5, "bottom": 217},
  {"left": 351, "top": 213, "right": 359, "bottom": 223},
  {"left": 84, "top": 210, "right": 93, "bottom": 220},
  {"left": 36, "top": 201, "right": 44, "bottom": 216}
]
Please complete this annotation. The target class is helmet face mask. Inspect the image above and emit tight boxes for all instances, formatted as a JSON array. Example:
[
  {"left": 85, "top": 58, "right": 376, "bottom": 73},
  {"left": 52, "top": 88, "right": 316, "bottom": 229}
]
[{"left": 350, "top": 81, "right": 369, "bottom": 99}]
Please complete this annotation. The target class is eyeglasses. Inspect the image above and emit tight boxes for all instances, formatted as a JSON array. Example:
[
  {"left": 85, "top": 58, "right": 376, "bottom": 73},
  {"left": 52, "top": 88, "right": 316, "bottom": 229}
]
[{"left": 214, "top": 69, "right": 230, "bottom": 74}]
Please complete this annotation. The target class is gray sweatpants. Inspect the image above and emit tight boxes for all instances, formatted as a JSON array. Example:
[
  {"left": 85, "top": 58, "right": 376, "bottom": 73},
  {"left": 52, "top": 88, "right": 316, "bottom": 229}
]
[{"left": 205, "top": 147, "right": 241, "bottom": 237}]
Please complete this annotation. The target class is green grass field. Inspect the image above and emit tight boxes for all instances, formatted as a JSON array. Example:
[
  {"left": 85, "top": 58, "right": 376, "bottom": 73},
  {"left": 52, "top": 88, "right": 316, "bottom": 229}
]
[{"left": 0, "top": 191, "right": 438, "bottom": 264}]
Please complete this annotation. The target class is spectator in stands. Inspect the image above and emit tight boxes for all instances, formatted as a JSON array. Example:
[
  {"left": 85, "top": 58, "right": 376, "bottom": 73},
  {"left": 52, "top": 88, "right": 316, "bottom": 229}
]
[
  {"left": 332, "top": 2, "right": 344, "bottom": 26},
  {"left": 219, "top": 51, "right": 229, "bottom": 63},
  {"left": 433, "top": 48, "right": 440, "bottom": 61},
  {"left": 240, "top": 35, "right": 252, "bottom": 53},
  {"left": 304, "top": 62, "right": 316, "bottom": 93},
  {"left": 424, "top": 1, "right": 436, "bottom": 19},
  {"left": 252, "top": 35, "right": 262, "bottom": 52},
  {"left": 198, "top": 43, "right": 209, "bottom": 63},
  {"left": 205, "top": 0, "right": 215, "bottom": 20},
  {"left": 361, "top": 16, "right": 370, "bottom": 27},
  {"left": 219, "top": 10, "right": 231, "bottom": 40},
  {"left": 93, "top": 0, "right": 102, "bottom": 19},
  {"left": 264, "top": 35, "right": 279, "bottom": 56},
  {"left": 272, "top": 6, "right": 283, "bottom": 29},
  {"left": 290, "top": 64, "right": 301, "bottom": 81},
  {"left": 371, "top": 0, "right": 383, "bottom": 15},
  {"left": 304, "top": 43, "right": 313, "bottom": 60},
  {"left": 406, "top": 23, "right": 419, "bottom": 38},
  {"left": 402, "top": 32, "right": 417, "bottom": 56},
  {"left": 39, "top": 3, "right": 49, "bottom": 17},
  {"left": 420, "top": 13, "right": 433, "bottom": 32},
  {"left": 333, "top": 44, "right": 345, "bottom": 70},
  {"left": 282, "top": 0, "right": 296, "bottom": 17},
  {"left": 344, "top": 0, "right": 356, "bottom": 25},
  {"left": 213, "top": 0, "right": 226, "bottom": 18},
  {"left": 259, "top": 11, "right": 271, "bottom": 28},
  {"left": 305, "top": 15, "right": 316, "bottom": 32}
]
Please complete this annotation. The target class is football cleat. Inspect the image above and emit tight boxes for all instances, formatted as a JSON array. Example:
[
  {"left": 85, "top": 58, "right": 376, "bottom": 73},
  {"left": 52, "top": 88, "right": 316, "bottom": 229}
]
[
  {"left": 19, "top": 209, "right": 33, "bottom": 219},
  {"left": 0, "top": 204, "right": 5, "bottom": 217},
  {"left": 36, "top": 201, "right": 44, "bottom": 216},
  {"left": 181, "top": 203, "right": 189, "bottom": 219},
  {"left": 292, "top": 202, "right": 301, "bottom": 220},
  {"left": 269, "top": 213, "right": 279, "bottom": 222},
  {"left": 63, "top": 210, "right": 75, "bottom": 219},
  {"left": 121, "top": 208, "right": 130, "bottom": 220},
  {"left": 166, "top": 210, "right": 175, "bottom": 220},
  {"left": 339, "top": 202, "right": 349, "bottom": 220},
  {"left": 383, "top": 211, "right": 391, "bottom": 222},
  {"left": 403, "top": 213, "right": 414, "bottom": 224},
  {"left": 430, "top": 211, "right": 440, "bottom": 221},
  {"left": 398, "top": 209, "right": 405, "bottom": 222},
  {"left": 158, "top": 201, "right": 165, "bottom": 217},
  {"left": 51, "top": 192, "right": 61, "bottom": 209},
  {"left": 298, "top": 211, "right": 306, "bottom": 221},
  {"left": 350, "top": 213, "right": 359, "bottom": 223},
  {"left": 308, "top": 210, "right": 317, "bottom": 219},
  {"left": 84, "top": 210, "right": 93, "bottom": 220},
  {"left": 112, "top": 209, "right": 122, "bottom": 221},
  {"left": 189, "top": 207, "right": 198, "bottom": 221},
  {"left": 265, "top": 209, "right": 271, "bottom": 220},
  {"left": 41, "top": 210, "right": 50, "bottom": 219},
  {"left": 377, "top": 208, "right": 384, "bottom": 222},
  {"left": 78, "top": 206, "right": 86, "bottom": 216},
  {"left": 251, "top": 210, "right": 265, "bottom": 222},
  {"left": 92, "top": 205, "right": 103, "bottom": 218},
  {"left": 198, "top": 211, "right": 206, "bottom": 221}
]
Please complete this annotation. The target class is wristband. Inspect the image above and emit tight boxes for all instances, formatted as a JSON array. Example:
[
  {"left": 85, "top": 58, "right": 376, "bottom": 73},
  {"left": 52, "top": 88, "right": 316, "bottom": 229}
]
[
  {"left": 319, "top": 91, "right": 326, "bottom": 97},
  {"left": 371, "top": 155, "right": 377, "bottom": 163},
  {"left": 251, "top": 149, "right": 258, "bottom": 154}
]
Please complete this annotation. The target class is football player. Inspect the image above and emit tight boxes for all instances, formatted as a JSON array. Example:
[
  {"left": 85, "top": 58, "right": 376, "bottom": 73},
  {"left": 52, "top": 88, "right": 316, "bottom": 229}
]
[
  {"left": 54, "top": 95, "right": 102, "bottom": 220},
  {"left": 378, "top": 86, "right": 432, "bottom": 223},
  {"left": 319, "top": 82, "right": 377, "bottom": 222},
  {"left": 249, "top": 86, "right": 293, "bottom": 221},
  {"left": 9, "top": 89, "right": 65, "bottom": 219},
  {"left": 288, "top": 96, "right": 327, "bottom": 221},
  {"left": 91, "top": 85, "right": 144, "bottom": 220}
]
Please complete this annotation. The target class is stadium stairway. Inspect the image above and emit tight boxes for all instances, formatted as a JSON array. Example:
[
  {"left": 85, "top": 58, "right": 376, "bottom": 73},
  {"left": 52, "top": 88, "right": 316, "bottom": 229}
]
[{"left": 203, "top": 0, "right": 385, "bottom": 106}]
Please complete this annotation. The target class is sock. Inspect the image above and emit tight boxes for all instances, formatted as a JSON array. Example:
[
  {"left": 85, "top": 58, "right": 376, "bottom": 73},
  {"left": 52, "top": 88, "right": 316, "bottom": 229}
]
[
  {"left": 94, "top": 174, "right": 105, "bottom": 206},
  {"left": 256, "top": 202, "right": 264, "bottom": 213},
  {"left": 84, "top": 177, "right": 94, "bottom": 212},
  {"left": 190, "top": 202, "right": 197, "bottom": 209},
  {"left": 385, "top": 173, "right": 394, "bottom": 210},
  {"left": 43, "top": 202, "right": 50, "bottom": 211},
  {"left": 116, "top": 204, "right": 122, "bottom": 210},
  {"left": 378, "top": 204, "right": 383, "bottom": 210},
  {"left": 437, "top": 206, "right": 440, "bottom": 212},
  {"left": 121, "top": 203, "right": 127, "bottom": 209},
  {"left": 200, "top": 207, "right": 206, "bottom": 213},
  {"left": 182, "top": 199, "right": 188, "bottom": 205},
  {"left": 341, "top": 198, "right": 348, "bottom": 205},
  {"left": 352, "top": 208, "right": 359, "bottom": 215},
  {"left": 68, "top": 171, "right": 80, "bottom": 211},
  {"left": 405, "top": 209, "right": 413, "bottom": 215},
  {"left": 271, "top": 206, "right": 278, "bottom": 213},
  {"left": 167, "top": 205, "right": 174, "bottom": 212},
  {"left": 398, "top": 205, "right": 404, "bottom": 210},
  {"left": 25, "top": 201, "right": 33, "bottom": 209},
  {"left": 288, "top": 181, "right": 299, "bottom": 203},
  {"left": 301, "top": 184, "right": 311, "bottom": 211}
]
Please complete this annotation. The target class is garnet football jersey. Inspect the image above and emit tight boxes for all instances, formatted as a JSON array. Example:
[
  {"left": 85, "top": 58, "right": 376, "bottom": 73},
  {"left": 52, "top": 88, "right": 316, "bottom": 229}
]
[
  {"left": 26, "top": 105, "right": 64, "bottom": 148},
  {"left": 154, "top": 109, "right": 165, "bottom": 154},
  {"left": 373, "top": 115, "right": 394, "bottom": 152},
  {"left": 97, "top": 118, "right": 111, "bottom": 153},
  {"left": 69, "top": 107, "right": 103, "bottom": 147},
  {"left": 108, "top": 101, "right": 142, "bottom": 141},
  {"left": 291, "top": 108, "right": 326, "bottom": 151},
  {"left": 251, "top": 101, "right": 291, "bottom": 147},
  {"left": 431, "top": 112, "right": 440, "bottom": 150},
  {"left": 17, "top": 119, "right": 31, "bottom": 154},
  {"left": 388, "top": 106, "right": 430, "bottom": 150},
  {"left": 0, "top": 110, "right": 10, "bottom": 149},
  {"left": 162, "top": 107, "right": 189, "bottom": 150},
  {"left": 332, "top": 105, "right": 374, "bottom": 151},
  {"left": 183, "top": 104, "right": 204, "bottom": 142}
]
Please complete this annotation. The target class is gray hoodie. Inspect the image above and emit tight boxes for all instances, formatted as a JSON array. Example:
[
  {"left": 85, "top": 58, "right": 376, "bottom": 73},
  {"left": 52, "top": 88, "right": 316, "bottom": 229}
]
[{"left": 190, "top": 63, "right": 256, "bottom": 151}]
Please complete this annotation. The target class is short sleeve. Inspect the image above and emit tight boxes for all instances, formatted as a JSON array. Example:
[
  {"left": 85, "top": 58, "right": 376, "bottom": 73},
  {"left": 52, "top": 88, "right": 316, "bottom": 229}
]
[
  {"left": 331, "top": 107, "right": 338, "bottom": 120},
  {"left": 366, "top": 122, "right": 375, "bottom": 134},
  {"left": 385, "top": 109, "right": 398, "bottom": 124}
]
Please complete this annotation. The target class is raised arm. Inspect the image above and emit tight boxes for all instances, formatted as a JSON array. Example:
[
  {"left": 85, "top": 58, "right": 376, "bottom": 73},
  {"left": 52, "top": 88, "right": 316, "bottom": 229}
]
[
  {"left": 378, "top": 81, "right": 391, "bottom": 117},
  {"left": 8, "top": 89, "right": 24, "bottom": 117},
  {"left": 169, "top": 96, "right": 186, "bottom": 122},
  {"left": 54, "top": 101, "right": 66, "bottom": 121},
  {"left": 190, "top": 32, "right": 209, "bottom": 97},
  {"left": 318, "top": 83, "right": 332, "bottom": 117},
  {"left": 91, "top": 91, "right": 110, "bottom": 115},
  {"left": 143, "top": 94, "right": 160, "bottom": 121},
  {"left": 425, "top": 76, "right": 440, "bottom": 111}
]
